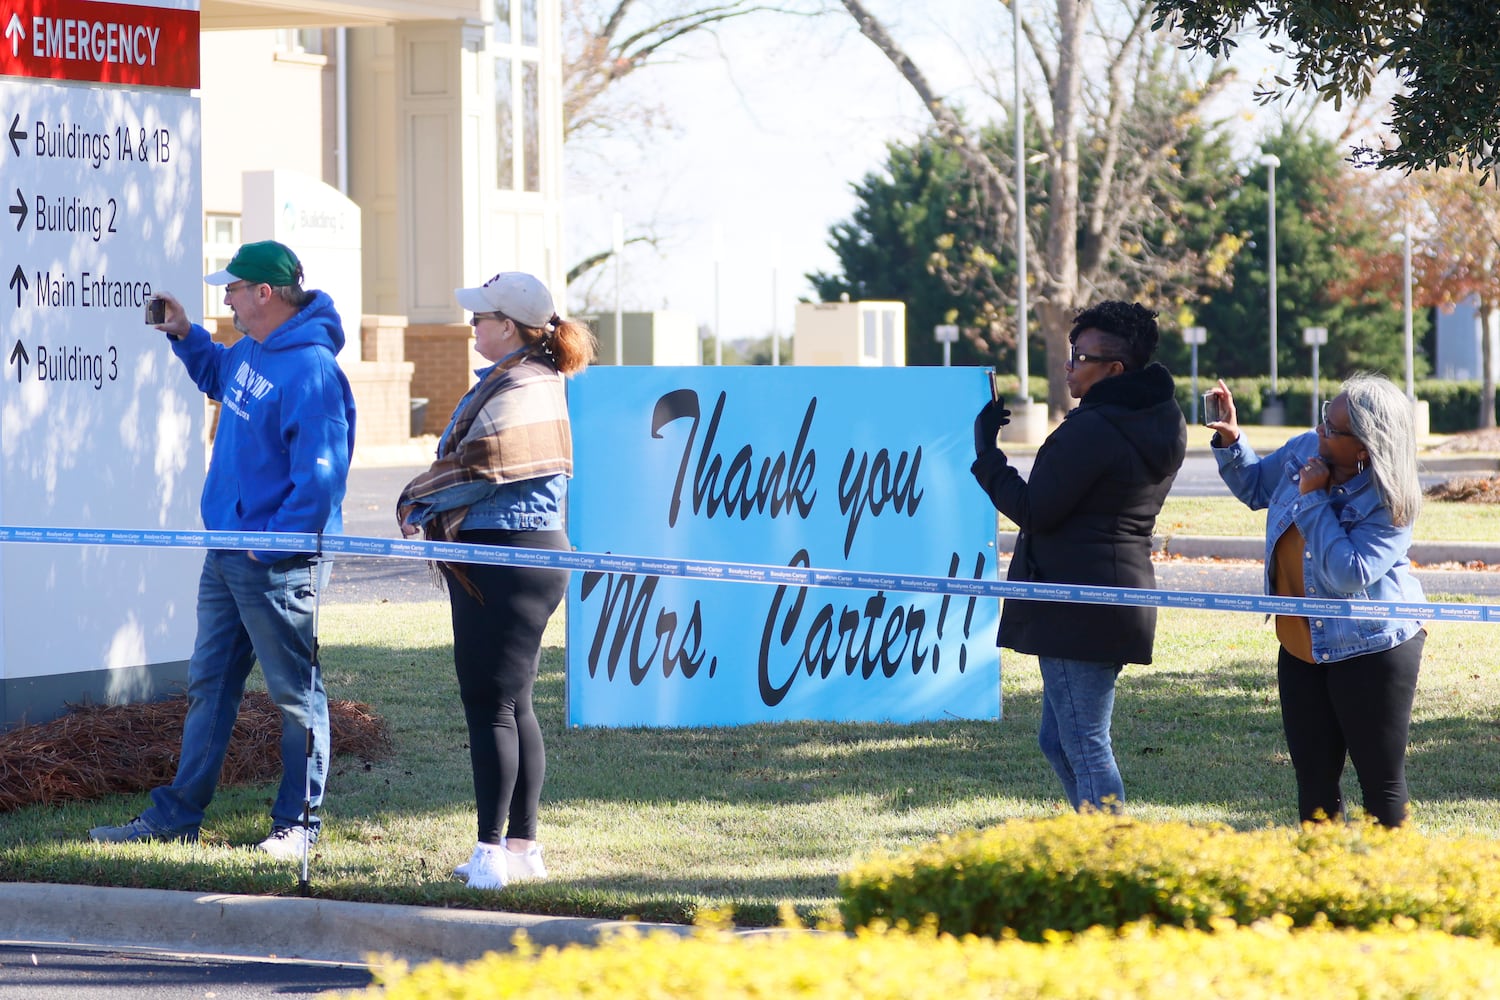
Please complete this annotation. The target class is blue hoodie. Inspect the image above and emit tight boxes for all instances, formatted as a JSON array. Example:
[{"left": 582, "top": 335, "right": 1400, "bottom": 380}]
[{"left": 170, "top": 291, "right": 357, "bottom": 562}]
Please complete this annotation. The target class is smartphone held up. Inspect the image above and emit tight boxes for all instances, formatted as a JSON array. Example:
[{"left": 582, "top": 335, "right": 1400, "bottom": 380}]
[
  {"left": 144, "top": 295, "right": 167, "bottom": 325},
  {"left": 1201, "top": 391, "right": 1225, "bottom": 426}
]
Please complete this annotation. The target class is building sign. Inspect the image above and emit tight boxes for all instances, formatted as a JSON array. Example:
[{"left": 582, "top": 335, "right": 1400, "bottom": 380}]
[
  {"left": 0, "top": 0, "right": 199, "bottom": 89},
  {"left": 0, "top": 0, "right": 201, "bottom": 728},
  {"left": 565, "top": 367, "right": 1001, "bottom": 728}
]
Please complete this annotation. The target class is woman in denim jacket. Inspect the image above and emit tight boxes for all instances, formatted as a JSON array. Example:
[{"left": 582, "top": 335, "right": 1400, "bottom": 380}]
[{"left": 1207, "top": 373, "right": 1425, "bottom": 827}]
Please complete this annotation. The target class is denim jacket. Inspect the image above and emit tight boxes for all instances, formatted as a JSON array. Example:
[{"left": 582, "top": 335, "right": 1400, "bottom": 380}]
[{"left": 1214, "top": 431, "right": 1424, "bottom": 663}]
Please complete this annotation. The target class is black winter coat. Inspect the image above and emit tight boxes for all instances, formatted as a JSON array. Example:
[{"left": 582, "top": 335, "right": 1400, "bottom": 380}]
[{"left": 970, "top": 363, "right": 1187, "bottom": 664}]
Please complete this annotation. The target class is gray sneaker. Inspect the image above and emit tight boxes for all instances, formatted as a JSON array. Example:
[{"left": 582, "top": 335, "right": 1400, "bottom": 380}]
[{"left": 88, "top": 817, "right": 198, "bottom": 844}]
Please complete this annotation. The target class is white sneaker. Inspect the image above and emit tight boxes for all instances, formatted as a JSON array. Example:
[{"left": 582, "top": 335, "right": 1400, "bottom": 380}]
[
  {"left": 454, "top": 838, "right": 548, "bottom": 880},
  {"left": 464, "top": 843, "right": 507, "bottom": 890},
  {"left": 504, "top": 842, "right": 547, "bottom": 880},
  {"left": 258, "top": 825, "right": 315, "bottom": 861}
]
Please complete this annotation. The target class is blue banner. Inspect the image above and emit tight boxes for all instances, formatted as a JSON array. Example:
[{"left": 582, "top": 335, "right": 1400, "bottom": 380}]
[{"left": 564, "top": 367, "right": 1002, "bottom": 727}]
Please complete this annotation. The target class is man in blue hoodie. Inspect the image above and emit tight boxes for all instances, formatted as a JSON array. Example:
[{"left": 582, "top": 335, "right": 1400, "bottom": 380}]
[{"left": 89, "top": 241, "right": 356, "bottom": 859}]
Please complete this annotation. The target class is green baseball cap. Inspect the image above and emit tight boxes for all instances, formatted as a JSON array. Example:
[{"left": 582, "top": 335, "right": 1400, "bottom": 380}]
[{"left": 205, "top": 240, "right": 304, "bottom": 287}]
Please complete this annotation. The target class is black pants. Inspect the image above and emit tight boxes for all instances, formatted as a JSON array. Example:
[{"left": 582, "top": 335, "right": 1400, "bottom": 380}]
[
  {"left": 444, "top": 529, "right": 569, "bottom": 845},
  {"left": 1277, "top": 630, "right": 1425, "bottom": 827}
]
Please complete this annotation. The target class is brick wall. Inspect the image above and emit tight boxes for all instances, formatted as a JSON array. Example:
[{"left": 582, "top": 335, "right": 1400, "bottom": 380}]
[{"left": 405, "top": 322, "right": 478, "bottom": 436}]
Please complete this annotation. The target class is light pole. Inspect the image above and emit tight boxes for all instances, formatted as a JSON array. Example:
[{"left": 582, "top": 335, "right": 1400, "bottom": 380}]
[
  {"left": 1259, "top": 152, "right": 1281, "bottom": 422},
  {"left": 712, "top": 223, "right": 723, "bottom": 365},
  {"left": 1013, "top": 0, "right": 1028, "bottom": 400},
  {"left": 611, "top": 212, "right": 624, "bottom": 365},
  {"left": 1400, "top": 221, "right": 1415, "bottom": 400},
  {"left": 1303, "top": 325, "right": 1328, "bottom": 424},
  {"left": 1183, "top": 325, "right": 1206, "bottom": 423}
]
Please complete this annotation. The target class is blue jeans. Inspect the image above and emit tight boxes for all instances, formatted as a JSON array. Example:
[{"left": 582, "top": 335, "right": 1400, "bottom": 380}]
[
  {"left": 1037, "top": 656, "right": 1125, "bottom": 812},
  {"left": 142, "top": 551, "right": 331, "bottom": 837}
]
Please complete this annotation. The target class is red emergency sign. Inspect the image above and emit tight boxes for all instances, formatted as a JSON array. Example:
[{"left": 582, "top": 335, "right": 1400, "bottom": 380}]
[{"left": 0, "top": 1, "right": 199, "bottom": 89}]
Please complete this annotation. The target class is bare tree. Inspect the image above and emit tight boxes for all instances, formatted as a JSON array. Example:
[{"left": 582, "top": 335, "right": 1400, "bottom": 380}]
[
  {"left": 561, "top": 0, "right": 803, "bottom": 284},
  {"left": 837, "top": 0, "right": 1228, "bottom": 415}
]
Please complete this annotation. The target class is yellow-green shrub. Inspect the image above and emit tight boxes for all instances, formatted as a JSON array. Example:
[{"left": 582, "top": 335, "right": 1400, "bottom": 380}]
[
  {"left": 839, "top": 814, "right": 1500, "bottom": 940},
  {"left": 345, "top": 919, "right": 1500, "bottom": 999}
]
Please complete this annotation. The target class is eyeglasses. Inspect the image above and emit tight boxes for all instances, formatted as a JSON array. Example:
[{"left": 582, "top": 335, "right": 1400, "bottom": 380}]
[
  {"left": 1067, "top": 350, "right": 1126, "bottom": 368},
  {"left": 223, "top": 280, "right": 263, "bottom": 295},
  {"left": 469, "top": 312, "right": 505, "bottom": 327},
  {"left": 1320, "top": 400, "right": 1356, "bottom": 438}
]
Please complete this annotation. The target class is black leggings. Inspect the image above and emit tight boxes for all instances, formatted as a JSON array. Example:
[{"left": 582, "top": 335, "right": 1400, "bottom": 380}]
[
  {"left": 444, "top": 529, "right": 569, "bottom": 845},
  {"left": 1276, "top": 630, "right": 1425, "bottom": 827}
]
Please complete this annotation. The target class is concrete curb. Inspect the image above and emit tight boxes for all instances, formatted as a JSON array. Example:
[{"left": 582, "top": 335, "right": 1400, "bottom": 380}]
[
  {"left": 0, "top": 882, "right": 692, "bottom": 966},
  {"left": 1162, "top": 535, "right": 1499, "bottom": 567},
  {"left": 997, "top": 533, "right": 1500, "bottom": 568}
]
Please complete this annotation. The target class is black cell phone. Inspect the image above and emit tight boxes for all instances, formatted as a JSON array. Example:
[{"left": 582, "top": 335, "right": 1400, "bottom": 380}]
[
  {"left": 144, "top": 296, "right": 167, "bottom": 325},
  {"left": 989, "top": 370, "right": 1003, "bottom": 402},
  {"left": 1202, "top": 391, "right": 1225, "bottom": 425}
]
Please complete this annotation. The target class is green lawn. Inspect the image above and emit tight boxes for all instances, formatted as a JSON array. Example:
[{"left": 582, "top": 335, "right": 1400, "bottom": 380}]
[
  {"left": 4, "top": 598, "right": 1500, "bottom": 926},
  {"left": 1150, "top": 495, "right": 1500, "bottom": 540}
]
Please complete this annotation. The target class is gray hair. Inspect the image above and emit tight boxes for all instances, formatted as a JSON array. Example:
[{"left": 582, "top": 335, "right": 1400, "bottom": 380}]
[
  {"left": 272, "top": 284, "right": 312, "bottom": 309},
  {"left": 1343, "top": 373, "right": 1421, "bottom": 527}
]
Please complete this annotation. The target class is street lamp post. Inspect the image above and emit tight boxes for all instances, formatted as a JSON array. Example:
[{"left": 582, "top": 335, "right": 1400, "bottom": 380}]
[
  {"left": 1303, "top": 326, "right": 1328, "bottom": 424},
  {"left": 1013, "top": 0, "right": 1028, "bottom": 401},
  {"left": 1259, "top": 153, "right": 1282, "bottom": 423},
  {"left": 1183, "top": 325, "right": 1206, "bottom": 423},
  {"left": 612, "top": 212, "right": 624, "bottom": 365},
  {"left": 712, "top": 223, "right": 723, "bottom": 365},
  {"left": 1401, "top": 220, "right": 1415, "bottom": 400}
]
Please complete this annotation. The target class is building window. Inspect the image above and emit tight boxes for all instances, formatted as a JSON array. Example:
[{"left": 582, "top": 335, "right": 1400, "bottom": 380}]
[
  {"left": 520, "top": 0, "right": 538, "bottom": 46},
  {"left": 494, "top": 0, "right": 512, "bottom": 44},
  {"left": 274, "top": 28, "right": 324, "bottom": 55},
  {"left": 493, "top": 0, "right": 541, "bottom": 194},
  {"left": 203, "top": 214, "right": 240, "bottom": 319},
  {"left": 496, "top": 58, "right": 514, "bottom": 190},
  {"left": 522, "top": 62, "right": 540, "bottom": 192}
]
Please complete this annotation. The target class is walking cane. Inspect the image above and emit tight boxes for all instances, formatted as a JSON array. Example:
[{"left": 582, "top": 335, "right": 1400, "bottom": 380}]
[{"left": 299, "top": 540, "right": 323, "bottom": 898}]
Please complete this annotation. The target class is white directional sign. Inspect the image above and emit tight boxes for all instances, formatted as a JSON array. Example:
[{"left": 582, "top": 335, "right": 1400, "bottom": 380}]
[{"left": 0, "top": 0, "right": 203, "bottom": 727}]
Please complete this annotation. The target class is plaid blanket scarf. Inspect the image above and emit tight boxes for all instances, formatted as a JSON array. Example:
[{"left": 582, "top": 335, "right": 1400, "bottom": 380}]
[{"left": 397, "top": 353, "right": 572, "bottom": 592}]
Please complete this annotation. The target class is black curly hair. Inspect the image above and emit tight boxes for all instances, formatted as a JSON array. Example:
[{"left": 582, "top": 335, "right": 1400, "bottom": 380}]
[{"left": 1068, "top": 301, "right": 1160, "bottom": 371}]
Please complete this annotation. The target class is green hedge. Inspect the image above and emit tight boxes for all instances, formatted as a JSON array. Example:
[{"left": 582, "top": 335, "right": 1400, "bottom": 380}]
[
  {"left": 1170, "top": 376, "right": 1496, "bottom": 433},
  {"left": 995, "top": 371, "right": 1496, "bottom": 433},
  {"left": 348, "top": 921, "right": 1500, "bottom": 999},
  {"left": 838, "top": 815, "right": 1500, "bottom": 942}
]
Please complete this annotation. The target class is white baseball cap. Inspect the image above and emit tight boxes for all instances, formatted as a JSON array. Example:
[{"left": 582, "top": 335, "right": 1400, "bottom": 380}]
[{"left": 454, "top": 272, "right": 556, "bottom": 327}]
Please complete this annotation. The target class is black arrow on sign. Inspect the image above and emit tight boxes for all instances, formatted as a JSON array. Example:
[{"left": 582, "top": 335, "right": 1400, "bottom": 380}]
[
  {"left": 10, "top": 264, "right": 27, "bottom": 308},
  {"left": 8, "top": 188, "right": 24, "bottom": 231},
  {"left": 9, "top": 340, "right": 28, "bottom": 382},
  {"left": 7, "top": 114, "right": 23, "bottom": 158}
]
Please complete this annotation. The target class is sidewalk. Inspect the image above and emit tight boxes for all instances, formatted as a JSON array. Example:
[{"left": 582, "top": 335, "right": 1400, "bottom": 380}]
[{"left": 0, "top": 881, "right": 694, "bottom": 966}]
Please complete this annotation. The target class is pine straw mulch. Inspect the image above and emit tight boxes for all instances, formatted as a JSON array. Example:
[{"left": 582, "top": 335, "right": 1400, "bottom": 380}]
[
  {"left": 1426, "top": 476, "right": 1500, "bottom": 502},
  {"left": 1426, "top": 428, "right": 1500, "bottom": 454},
  {"left": 0, "top": 693, "right": 392, "bottom": 812},
  {"left": 1424, "top": 429, "right": 1500, "bottom": 503}
]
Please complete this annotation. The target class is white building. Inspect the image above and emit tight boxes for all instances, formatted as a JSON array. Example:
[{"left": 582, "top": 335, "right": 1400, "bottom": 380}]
[{"left": 201, "top": 0, "right": 566, "bottom": 440}]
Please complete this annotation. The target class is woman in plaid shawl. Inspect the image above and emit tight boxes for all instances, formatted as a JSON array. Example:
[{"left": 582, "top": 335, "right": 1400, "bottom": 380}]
[{"left": 397, "top": 272, "right": 595, "bottom": 891}]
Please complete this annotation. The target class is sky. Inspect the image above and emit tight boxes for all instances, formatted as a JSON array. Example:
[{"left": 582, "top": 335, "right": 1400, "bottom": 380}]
[
  {"left": 560, "top": 2, "right": 1306, "bottom": 349},
  {"left": 562, "top": 2, "right": 1009, "bottom": 345}
]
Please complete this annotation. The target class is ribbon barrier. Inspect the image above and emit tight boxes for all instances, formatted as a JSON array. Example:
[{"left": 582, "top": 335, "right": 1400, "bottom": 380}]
[{"left": 3, "top": 524, "right": 1496, "bottom": 624}]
